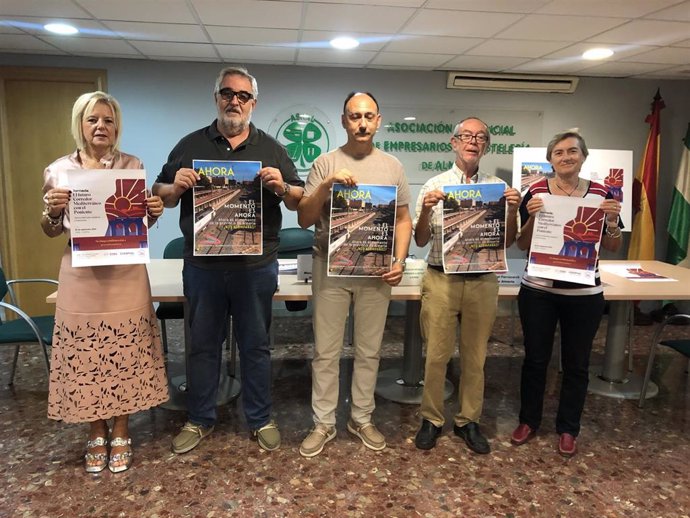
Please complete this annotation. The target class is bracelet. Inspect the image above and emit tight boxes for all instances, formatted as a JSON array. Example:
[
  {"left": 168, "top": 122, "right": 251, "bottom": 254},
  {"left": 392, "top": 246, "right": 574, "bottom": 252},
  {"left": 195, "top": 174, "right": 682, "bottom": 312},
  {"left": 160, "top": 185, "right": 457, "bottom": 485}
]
[
  {"left": 605, "top": 225, "right": 621, "bottom": 238},
  {"left": 42, "top": 206, "right": 63, "bottom": 227},
  {"left": 392, "top": 257, "right": 407, "bottom": 270}
]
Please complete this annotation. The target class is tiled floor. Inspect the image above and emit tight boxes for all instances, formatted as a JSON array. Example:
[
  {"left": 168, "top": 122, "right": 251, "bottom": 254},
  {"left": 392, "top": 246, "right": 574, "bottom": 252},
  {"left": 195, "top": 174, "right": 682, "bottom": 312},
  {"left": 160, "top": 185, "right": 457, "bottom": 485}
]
[{"left": 1, "top": 314, "right": 689, "bottom": 517}]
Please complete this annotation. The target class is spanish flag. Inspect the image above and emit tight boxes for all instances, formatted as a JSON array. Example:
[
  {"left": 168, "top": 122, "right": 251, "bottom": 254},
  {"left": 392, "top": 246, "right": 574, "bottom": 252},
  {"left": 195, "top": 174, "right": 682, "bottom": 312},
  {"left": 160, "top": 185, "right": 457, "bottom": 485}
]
[{"left": 628, "top": 90, "right": 665, "bottom": 260}]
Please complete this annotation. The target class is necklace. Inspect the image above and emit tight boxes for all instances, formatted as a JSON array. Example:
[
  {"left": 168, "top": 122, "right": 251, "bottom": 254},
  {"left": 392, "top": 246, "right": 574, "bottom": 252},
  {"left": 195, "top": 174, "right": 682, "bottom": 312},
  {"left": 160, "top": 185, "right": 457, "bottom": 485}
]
[
  {"left": 79, "top": 150, "right": 111, "bottom": 169},
  {"left": 554, "top": 178, "right": 580, "bottom": 196}
]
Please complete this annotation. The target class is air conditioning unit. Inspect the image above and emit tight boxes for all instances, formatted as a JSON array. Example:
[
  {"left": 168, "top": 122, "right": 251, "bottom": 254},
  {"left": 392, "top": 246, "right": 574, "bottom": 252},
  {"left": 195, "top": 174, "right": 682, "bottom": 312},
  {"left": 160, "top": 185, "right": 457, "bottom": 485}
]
[{"left": 447, "top": 72, "right": 579, "bottom": 94}]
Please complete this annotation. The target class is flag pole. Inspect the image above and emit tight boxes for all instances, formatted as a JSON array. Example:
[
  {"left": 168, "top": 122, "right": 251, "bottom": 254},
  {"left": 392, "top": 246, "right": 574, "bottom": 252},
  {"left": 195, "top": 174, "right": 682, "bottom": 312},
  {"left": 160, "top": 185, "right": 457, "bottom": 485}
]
[{"left": 627, "top": 90, "right": 665, "bottom": 325}]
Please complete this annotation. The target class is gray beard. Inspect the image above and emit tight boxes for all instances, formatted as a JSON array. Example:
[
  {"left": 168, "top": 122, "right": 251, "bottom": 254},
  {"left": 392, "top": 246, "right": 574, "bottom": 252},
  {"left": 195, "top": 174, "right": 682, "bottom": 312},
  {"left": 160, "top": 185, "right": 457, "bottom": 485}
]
[{"left": 219, "top": 113, "right": 251, "bottom": 137}]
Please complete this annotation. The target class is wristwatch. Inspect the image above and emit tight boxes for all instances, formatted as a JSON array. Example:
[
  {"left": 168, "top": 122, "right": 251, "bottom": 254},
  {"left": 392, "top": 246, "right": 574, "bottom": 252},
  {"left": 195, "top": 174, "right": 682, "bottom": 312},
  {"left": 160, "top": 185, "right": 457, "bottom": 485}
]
[
  {"left": 276, "top": 182, "right": 291, "bottom": 197},
  {"left": 392, "top": 257, "right": 406, "bottom": 271}
]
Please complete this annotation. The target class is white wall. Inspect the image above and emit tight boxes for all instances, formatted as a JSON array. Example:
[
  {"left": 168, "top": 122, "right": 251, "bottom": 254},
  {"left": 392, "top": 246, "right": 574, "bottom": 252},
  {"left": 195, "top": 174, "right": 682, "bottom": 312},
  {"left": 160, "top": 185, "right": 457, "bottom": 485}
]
[{"left": 2, "top": 53, "right": 689, "bottom": 262}]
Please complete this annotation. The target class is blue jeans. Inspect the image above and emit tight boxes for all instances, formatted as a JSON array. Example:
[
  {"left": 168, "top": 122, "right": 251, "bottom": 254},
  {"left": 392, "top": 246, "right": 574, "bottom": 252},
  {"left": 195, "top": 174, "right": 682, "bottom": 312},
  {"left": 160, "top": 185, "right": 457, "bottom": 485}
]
[{"left": 183, "top": 261, "right": 278, "bottom": 429}]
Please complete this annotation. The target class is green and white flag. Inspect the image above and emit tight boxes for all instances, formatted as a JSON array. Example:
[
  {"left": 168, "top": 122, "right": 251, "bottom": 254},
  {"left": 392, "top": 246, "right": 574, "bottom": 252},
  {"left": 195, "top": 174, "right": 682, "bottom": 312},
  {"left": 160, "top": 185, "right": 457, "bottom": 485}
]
[{"left": 666, "top": 123, "right": 690, "bottom": 268}]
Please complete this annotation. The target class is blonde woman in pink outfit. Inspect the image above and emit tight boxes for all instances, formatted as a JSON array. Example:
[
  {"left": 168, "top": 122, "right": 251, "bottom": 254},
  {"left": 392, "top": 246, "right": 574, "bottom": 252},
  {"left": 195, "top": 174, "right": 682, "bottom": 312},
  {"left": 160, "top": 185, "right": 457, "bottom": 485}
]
[{"left": 42, "top": 91, "right": 168, "bottom": 473}]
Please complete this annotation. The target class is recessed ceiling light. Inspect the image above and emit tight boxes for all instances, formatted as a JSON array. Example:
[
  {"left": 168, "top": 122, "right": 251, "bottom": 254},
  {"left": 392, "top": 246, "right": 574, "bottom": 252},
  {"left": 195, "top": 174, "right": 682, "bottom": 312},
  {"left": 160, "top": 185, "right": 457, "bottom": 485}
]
[
  {"left": 582, "top": 48, "right": 613, "bottom": 60},
  {"left": 44, "top": 23, "right": 78, "bottom": 35},
  {"left": 330, "top": 37, "right": 359, "bottom": 50},
  {"left": 403, "top": 116, "right": 416, "bottom": 121}
]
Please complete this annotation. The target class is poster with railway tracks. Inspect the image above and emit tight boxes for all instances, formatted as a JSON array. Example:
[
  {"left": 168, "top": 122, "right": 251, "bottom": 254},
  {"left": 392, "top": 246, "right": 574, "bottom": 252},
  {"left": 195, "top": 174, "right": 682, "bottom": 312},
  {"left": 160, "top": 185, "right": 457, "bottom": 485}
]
[
  {"left": 327, "top": 184, "right": 398, "bottom": 276},
  {"left": 441, "top": 183, "right": 508, "bottom": 273},
  {"left": 67, "top": 169, "right": 150, "bottom": 267},
  {"left": 192, "top": 160, "right": 262, "bottom": 255},
  {"left": 527, "top": 194, "right": 605, "bottom": 286}
]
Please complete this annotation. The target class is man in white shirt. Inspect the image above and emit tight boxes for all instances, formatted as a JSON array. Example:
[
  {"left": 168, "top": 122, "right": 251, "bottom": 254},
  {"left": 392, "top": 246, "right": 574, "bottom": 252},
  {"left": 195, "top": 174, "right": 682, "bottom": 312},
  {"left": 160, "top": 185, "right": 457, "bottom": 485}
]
[{"left": 413, "top": 117, "right": 520, "bottom": 454}]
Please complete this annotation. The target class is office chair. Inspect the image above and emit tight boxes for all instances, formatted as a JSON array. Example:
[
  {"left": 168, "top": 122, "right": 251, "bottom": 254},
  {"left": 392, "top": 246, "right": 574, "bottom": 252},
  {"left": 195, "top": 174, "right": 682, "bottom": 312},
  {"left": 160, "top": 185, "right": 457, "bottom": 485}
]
[
  {"left": 0, "top": 267, "right": 57, "bottom": 384},
  {"left": 275, "top": 227, "right": 355, "bottom": 345},
  {"left": 155, "top": 237, "right": 185, "bottom": 352},
  {"left": 277, "top": 227, "right": 314, "bottom": 259},
  {"left": 639, "top": 313, "right": 690, "bottom": 408},
  {"left": 154, "top": 237, "right": 237, "bottom": 374}
]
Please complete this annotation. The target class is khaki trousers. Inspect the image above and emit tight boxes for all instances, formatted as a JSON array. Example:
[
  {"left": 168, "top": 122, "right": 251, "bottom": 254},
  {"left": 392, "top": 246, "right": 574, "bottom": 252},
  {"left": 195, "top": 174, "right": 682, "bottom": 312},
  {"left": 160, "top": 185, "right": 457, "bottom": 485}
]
[
  {"left": 311, "top": 257, "right": 392, "bottom": 426},
  {"left": 419, "top": 268, "right": 498, "bottom": 427}
]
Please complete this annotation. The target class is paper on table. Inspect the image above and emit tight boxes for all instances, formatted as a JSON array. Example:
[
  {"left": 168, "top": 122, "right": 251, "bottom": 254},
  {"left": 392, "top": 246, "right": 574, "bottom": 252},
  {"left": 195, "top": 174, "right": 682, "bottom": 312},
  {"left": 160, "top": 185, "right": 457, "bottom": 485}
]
[
  {"left": 600, "top": 263, "right": 677, "bottom": 282},
  {"left": 278, "top": 259, "right": 298, "bottom": 273},
  {"left": 497, "top": 258, "right": 526, "bottom": 286}
]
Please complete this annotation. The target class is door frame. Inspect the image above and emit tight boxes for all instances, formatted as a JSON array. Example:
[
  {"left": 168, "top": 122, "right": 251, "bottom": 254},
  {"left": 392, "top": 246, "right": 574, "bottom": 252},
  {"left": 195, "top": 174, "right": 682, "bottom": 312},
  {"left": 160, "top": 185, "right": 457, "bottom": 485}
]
[{"left": 0, "top": 66, "right": 107, "bottom": 278}]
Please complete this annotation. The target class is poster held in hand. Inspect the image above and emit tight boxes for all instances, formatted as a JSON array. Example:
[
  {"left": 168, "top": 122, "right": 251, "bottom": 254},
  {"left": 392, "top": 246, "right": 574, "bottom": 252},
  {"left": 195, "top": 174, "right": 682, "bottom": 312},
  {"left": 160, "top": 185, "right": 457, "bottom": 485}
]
[
  {"left": 441, "top": 183, "right": 508, "bottom": 273},
  {"left": 328, "top": 183, "right": 398, "bottom": 277},
  {"left": 527, "top": 194, "right": 605, "bottom": 286},
  {"left": 192, "top": 160, "right": 262, "bottom": 256},
  {"left": 67, "top": 168, "right": 150, "bottom": 267}
]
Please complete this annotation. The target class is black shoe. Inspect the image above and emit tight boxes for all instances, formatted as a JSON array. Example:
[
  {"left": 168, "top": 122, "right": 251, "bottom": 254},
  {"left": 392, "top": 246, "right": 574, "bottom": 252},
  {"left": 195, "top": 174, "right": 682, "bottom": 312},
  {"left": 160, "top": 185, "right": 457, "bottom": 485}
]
[
  {"left": 454, "top": 422, "right": 490, "bottom": 454},
  {"left": 415, "top": 419, "right": 442, "bottom": 450}
]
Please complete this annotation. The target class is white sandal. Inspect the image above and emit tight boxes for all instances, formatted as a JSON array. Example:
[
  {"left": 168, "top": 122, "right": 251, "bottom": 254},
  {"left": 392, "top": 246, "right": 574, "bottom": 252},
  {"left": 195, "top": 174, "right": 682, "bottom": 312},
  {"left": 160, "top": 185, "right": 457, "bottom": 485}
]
[
  {"left": 108, "top": 437, "right": 132, "bottom": 473},
  {"left": 85, "top": 436, "right": 108, "bottom": 473}
]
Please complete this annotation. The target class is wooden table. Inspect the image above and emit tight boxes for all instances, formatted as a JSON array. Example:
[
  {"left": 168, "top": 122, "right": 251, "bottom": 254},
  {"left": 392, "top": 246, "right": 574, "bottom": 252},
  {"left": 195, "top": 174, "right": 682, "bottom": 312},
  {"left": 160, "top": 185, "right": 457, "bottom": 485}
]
[
  {"left": 589, "top": 260, "right": 690, "bottom": 399},
  {"left": 47, "top": 259, "right": 690, "bottom": 403}
]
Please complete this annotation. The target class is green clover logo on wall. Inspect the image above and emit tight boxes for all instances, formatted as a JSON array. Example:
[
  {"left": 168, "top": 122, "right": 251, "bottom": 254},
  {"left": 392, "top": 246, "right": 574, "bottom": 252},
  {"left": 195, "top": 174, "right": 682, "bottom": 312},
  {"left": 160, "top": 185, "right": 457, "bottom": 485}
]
[
  {"left": 283, "top": 119, "right": 324, "bottom": 169},
  {"left": 272, "top": 110, "right": 332, "bottom": 175}
]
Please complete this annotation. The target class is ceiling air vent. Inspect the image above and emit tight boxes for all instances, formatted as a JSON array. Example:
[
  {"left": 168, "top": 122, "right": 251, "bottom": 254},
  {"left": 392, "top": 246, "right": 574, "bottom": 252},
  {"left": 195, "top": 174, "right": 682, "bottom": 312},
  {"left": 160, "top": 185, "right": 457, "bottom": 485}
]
[{"left": 447, "top": 72, "right": 579, "bottom": 93}]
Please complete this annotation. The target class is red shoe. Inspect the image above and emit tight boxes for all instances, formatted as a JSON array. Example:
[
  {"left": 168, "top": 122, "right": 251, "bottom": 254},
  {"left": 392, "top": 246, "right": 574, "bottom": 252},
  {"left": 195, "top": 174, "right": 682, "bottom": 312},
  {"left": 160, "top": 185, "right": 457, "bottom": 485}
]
[
  {"left": 558, "top": 433, "right": 577, "bottom": 457},
  {"left": 510, "top": 424, "right": 536, "bottom": 446}
]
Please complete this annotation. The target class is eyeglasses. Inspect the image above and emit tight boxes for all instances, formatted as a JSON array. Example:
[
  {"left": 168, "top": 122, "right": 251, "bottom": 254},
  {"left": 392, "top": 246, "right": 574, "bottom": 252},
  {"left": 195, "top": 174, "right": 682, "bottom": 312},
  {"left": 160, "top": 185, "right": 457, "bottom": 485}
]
[
  {"left": 454, "top": 133, "right": 489, "bottom": 144},
  {"left": 217, "top": 88, "right": 254, "bottom": 104}
]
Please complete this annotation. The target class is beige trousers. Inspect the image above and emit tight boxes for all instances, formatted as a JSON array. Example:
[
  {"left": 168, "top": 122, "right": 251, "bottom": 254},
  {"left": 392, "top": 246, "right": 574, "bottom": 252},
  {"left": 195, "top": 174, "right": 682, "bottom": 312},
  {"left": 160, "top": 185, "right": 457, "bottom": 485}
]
[
  {"left": 310, "top": 257, "right": 392, "bottom": 426},
  {"left": 419, "top": 268, "right": 499, "bottom": 427}
]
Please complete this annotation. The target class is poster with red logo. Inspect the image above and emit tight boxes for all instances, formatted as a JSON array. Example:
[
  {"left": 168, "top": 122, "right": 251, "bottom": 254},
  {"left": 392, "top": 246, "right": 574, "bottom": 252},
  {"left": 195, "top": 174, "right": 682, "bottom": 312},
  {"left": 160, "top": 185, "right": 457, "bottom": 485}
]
[
  {"left": 67, "top": 169, "right": 150, "bottom": 267},
  {"left": 527, "top": 194, "right": 605, "bottom": 285}
]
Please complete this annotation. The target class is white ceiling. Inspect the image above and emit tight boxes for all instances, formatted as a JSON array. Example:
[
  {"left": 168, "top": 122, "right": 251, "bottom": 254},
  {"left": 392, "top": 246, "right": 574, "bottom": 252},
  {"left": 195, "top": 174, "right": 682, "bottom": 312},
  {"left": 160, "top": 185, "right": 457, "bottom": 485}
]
[{"left": 1, "top": 0, "right": 689, "bottom": 79}]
